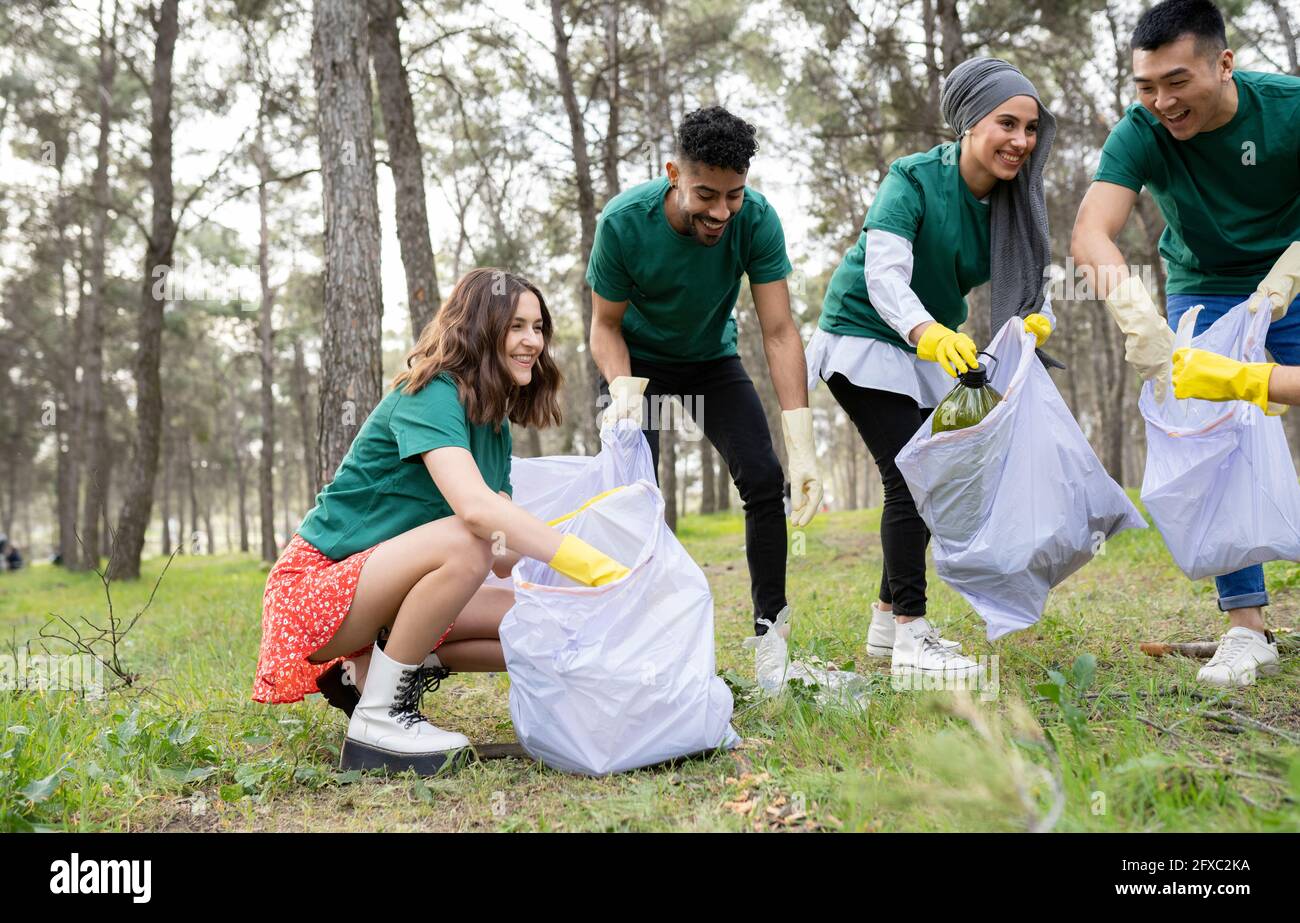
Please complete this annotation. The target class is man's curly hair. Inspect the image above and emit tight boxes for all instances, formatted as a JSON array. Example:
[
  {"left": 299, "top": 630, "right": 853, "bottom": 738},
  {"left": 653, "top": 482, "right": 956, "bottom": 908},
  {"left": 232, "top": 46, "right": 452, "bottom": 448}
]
[{"left": 674, "top": 106, "right": 758, "bottom": 173}]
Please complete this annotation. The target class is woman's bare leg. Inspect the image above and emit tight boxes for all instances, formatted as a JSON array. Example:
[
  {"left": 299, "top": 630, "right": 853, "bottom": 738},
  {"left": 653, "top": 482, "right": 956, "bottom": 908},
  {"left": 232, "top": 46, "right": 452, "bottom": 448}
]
[
  {"left": 308, "top": 516, "right": 493, "bottom": 666},
  {"left": 435, "top": 640, "right": 505, "bottom": 672},
  {"left": 431, "top": 584, "right": 513, "bottom": 671},
  {"left": 342, "top": 583, "right": 515, "bottom": 689}
]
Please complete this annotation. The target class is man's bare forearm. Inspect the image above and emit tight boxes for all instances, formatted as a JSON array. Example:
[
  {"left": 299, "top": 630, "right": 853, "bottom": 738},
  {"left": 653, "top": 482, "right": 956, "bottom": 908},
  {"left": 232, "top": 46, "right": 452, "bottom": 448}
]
[
  {"left": 763, "top": 328, "right": 809, "bottom": 410},
  {"left": 1071, "top": 227, "right": 1133, "bottom": 302},
  {"left": 590, "top": 320, "right": 632, "bottom": 384}
]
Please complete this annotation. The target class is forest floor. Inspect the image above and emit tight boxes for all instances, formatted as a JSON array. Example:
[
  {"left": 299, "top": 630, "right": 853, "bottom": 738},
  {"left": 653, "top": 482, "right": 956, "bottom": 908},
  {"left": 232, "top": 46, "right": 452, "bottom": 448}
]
[{"left": 3, "top": 499, "right": 1299, "bottom": 832}]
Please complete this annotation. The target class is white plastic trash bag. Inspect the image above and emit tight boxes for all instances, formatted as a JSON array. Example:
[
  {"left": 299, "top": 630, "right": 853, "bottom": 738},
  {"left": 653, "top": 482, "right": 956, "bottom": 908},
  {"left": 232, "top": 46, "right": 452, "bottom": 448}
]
[
  {"left": 743, "top": 607, "right": 870, "bottom": 707},
  {"left": 499, "top": 431, "right": 740, "bottom": 776},
  {"left": 895, "top": 318, "right": 1146, "bottom": 639},
  {"left": 1139, "top": 301, "right": 1300, "bottom": 580},
  {"left": 482, "top": 425, "right": 659, "bottom": 591},
  {"left": 508, "top": 424, "right": 657, "bottom": 522}
]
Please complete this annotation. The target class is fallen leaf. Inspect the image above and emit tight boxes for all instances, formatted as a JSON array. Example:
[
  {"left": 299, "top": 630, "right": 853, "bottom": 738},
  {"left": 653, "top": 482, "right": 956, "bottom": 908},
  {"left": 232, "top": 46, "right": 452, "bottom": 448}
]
[{"left": 724, "top": 798, "right": 756, "bottom": 815}]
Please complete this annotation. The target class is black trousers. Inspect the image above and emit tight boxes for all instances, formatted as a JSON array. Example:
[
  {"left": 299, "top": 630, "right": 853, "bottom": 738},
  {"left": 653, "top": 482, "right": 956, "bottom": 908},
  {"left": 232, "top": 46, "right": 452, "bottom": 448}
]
[
  {"left": 599, "top": 355, "right": 788, "bottom": 631},
  {"left": 824, "top": 373, "right": 932, "bottom": 616}
]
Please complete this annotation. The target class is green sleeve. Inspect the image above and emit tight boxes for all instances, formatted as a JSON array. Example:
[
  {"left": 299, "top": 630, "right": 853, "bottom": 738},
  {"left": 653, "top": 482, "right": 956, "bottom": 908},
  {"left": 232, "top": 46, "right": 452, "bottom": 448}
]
[
  {"left": 585, "top": 213, "right": 636, "bottom": 302},
  {"left": 746, "top": 202, "right": 793, "bottom": 284},
  {"left": 1093, "top": 114, "right": 1149, "bottom": 193},
  {"left": 503, "top": 425, "right": 514, "bottom": 497},
  {"left": 865, "top": 163, "right": 925, "bottom": 241},
  {"left": 390, "top": 376, "right": 470, "bottom": 463}
]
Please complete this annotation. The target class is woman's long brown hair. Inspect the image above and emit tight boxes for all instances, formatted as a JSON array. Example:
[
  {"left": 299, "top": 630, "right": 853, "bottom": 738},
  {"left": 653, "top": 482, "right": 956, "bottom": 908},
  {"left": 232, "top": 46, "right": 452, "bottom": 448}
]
[{"left": 390, "top": 268, "right": 563, "bottom": 431}]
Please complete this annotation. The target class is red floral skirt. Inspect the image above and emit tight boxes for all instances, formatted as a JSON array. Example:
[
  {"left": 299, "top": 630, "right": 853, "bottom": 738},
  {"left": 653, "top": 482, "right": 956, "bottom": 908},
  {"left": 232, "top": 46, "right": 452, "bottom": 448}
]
[
  {"left": 252, "top": 535, "right": 376, "bottom": 704},
  {"left": 252, "top": 534, "right": 460, "bottom": 705}
]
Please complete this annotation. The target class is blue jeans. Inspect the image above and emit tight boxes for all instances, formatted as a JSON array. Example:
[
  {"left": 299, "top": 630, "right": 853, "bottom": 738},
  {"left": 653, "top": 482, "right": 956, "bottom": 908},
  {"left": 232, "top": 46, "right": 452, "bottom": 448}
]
[{"left": 1165, "top": 292, "right": 1300, "bottom": 611}]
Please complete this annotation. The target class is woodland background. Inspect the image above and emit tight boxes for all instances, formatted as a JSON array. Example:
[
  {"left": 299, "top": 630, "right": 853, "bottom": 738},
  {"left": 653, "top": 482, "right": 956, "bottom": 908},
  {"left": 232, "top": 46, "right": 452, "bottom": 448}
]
[{"left": 2, "top": 0, "right": 1299, "bottom": 575}]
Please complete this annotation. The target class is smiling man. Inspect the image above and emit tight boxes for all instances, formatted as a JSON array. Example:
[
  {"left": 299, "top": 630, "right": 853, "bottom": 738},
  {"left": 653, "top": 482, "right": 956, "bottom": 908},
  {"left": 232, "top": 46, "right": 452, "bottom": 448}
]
[
  {"left": 1071, "top": 0, "right": 1300, "bottom": 688},
  {"left": 587, "top": 105, "right": 822, "bottom": 637}
]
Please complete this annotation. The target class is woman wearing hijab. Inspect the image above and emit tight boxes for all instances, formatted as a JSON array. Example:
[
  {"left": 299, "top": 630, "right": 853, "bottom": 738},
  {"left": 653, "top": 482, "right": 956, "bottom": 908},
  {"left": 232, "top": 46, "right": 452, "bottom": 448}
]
[{"left": 805, "top": 57, "right": 1058, "bottom": 680}]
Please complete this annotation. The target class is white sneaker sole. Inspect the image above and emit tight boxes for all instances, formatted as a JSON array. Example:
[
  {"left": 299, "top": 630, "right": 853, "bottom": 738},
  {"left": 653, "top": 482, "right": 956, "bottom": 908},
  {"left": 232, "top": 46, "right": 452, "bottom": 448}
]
[
  {"left": 869, "top": 641, "right": 962, "bottom": 658},
  {"left": 1197, "top": 661, "right": 1280, "bottom": 688},
  {"left": 889, "top": 663, "right": 982, "bottom": 681}
]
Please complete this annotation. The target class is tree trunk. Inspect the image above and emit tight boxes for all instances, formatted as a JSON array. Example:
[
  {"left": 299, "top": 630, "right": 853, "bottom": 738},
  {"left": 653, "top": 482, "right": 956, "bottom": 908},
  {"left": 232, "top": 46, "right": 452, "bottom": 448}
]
[
  {"left": 679, "top": 445, "right": 689, "bottom": 518},
  {"left": 964, "top": 283, "right": 992, "bottom": 350},
  {"left": 236, "top": 471, "right": 250, "bottom": 551},
  {"left": 55, "top": 152, "right": 83, "bottom": 568},
  {"left": 221, "top": 474, "right": 232, "bottom": 553},
  {"left": 186, "top": 435, "right": 199, "bottom": 554},
  {"left": 937, "top": 0, "right": 963, "bottom": 74},
  {"left": 99, "top": 452, "right": 114, "bottom": 560},
  {"left": 313, "top": 0, "right": 386, "bottom": 493},
  {"left": 921, "top": 0, "right": 943, "bottom": 139},
  {"left": 603, "top": 0, "right": 620, "bottom": 201},
  {"left": 175, "top": 440, "right": 186, "bottom": 555},
  {"left": 202, "top": 477, "right": 215, "bottom": 556},
  {"left": 699, "top": 440, "right": 716, "bottom": 514},
  {"left": 160, "top": 434, "right": 172, "bottom": 555},
  {"left": 256, "top": 111, "right": 278, "bottom": 564},
  {"left": 368, "top": 0, "right": 441, "bottom": 342},
  {"left": 550, "top": 0, "right": 600, "bottom": 454},
  {"left": 107, "top": 0, "right": 178, "bottom": 581},
  {"left": 525, "top": 426, "right": 543, "bottom": 458},
  {"left": 281, "top": 485, "right": 292, "bottom": 546},
  {"left": 290, "top": 337, "right": 316, "bottom": 512},
  {"left": 1267, "top": 1, "right": 1299, "bottom": 75},
  {"left": 845, "top": 418, "right": 859, "bottom": 509},
  {"left": 77, "top": 0, "right": 119, "bottom": 572},
  {"left": 225, "top": 374, "right": 251, "bottom": 553}
]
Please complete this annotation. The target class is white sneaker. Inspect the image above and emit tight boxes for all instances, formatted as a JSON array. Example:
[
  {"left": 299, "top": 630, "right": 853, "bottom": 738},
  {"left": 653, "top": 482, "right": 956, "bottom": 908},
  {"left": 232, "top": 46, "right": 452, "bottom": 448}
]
[
  {"left": 890, "top": 617, "right": 980, "bottom": 681},
  {"left": 339, "top": 642, "right": 469, "bottom": 774},
  {"left": 1197, "top": 627, "right": 1280, "bottom": 688},
  {"left": 867, "top": 602, "right": 960, "bottom": 658}
]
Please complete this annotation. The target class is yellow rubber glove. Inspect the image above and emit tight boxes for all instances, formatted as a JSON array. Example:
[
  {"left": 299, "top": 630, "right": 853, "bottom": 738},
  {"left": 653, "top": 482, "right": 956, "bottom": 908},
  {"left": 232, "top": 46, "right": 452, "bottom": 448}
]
[
  {"left": 547, "top": 534, "right": 630, "bottom": 586},
  {"left": 1171, "top": 347, "right": 1281, "bottom": 414},
  {"left": 781, "top": 407, "right": 822, "bottom": 528},
  {"left": 1023, "top": 313, "right": 1052, "bottom": 347},
  {"left": 601, "top": 376, "right": 650, "bottom": 430},
  {"left": 915, "top": 323, "right": 979, "bottom": 377},
  {"left": 1103, "top": 275, "right": 1176, "bottom": 402},
  {"left": 1248, "top": 241, "right": 1300, "bottom": 322}
]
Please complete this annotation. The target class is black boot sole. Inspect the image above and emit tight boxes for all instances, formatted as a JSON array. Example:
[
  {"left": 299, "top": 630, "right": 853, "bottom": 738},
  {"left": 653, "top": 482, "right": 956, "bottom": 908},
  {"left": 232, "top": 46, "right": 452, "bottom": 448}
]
[{"left": 339, "top": 737, "right": 471, "bottom": 776}]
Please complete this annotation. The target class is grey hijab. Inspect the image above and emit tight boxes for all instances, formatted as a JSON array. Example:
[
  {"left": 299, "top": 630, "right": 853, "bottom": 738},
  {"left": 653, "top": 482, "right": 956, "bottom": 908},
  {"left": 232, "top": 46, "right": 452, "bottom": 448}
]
[{"left": 941, "top": 57, "right": 1061, "bottom": 367}]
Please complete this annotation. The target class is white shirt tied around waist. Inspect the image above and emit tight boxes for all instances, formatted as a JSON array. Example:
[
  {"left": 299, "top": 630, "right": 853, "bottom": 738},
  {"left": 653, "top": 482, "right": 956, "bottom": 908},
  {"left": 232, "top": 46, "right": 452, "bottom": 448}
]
[{"left": 806, "top": 228, "right": 1055, "bottom": 410}]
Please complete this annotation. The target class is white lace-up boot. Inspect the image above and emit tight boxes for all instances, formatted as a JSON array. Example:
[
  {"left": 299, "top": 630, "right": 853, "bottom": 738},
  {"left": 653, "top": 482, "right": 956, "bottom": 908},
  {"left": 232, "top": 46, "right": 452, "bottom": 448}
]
[{"left": 339, "top": 642, "right": 468, "bottom": 774}]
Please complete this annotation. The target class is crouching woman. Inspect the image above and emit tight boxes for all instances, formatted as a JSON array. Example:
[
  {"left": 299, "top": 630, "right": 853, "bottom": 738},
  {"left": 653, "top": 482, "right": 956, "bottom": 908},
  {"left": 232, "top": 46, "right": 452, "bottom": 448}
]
[{"left": 253, "top": 268, "right": 628, "bottom": 774}]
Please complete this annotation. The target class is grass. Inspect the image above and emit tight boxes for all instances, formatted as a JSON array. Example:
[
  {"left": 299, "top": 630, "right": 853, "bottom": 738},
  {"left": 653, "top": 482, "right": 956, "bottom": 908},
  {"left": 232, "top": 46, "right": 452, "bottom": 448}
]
[{"left": 2, "top": 498, "right": 1299, "bottom": 832}]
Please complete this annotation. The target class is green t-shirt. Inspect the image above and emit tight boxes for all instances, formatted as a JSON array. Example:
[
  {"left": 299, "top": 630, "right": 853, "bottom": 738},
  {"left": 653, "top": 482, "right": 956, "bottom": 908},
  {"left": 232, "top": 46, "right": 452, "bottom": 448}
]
[
  {"left": 585, "top": 176, "right": 793, "bottom": 363},
  {"left": 1094, "top": 70, "right": 1300, "bottom": 295},
  {"left": 818, "top": 142, "right": 990, "bottom": 351},
  {"left": 297, "top": 372, "right": 513, "bottom": 560}
]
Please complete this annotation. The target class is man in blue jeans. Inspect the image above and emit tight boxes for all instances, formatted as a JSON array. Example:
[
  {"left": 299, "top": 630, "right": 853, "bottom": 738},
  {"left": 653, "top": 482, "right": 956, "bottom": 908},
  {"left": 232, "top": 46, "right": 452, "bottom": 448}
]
[{"left": 1071, "top": 0, "right": 1300, "bottom": 687}]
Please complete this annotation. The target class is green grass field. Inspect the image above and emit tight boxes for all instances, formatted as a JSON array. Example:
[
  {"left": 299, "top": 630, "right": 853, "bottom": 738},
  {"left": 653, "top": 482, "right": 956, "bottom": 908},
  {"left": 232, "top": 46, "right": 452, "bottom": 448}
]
[{"left": 2, "top": 500, "right": 1298, "bottom": 832}]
